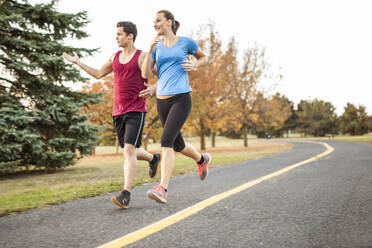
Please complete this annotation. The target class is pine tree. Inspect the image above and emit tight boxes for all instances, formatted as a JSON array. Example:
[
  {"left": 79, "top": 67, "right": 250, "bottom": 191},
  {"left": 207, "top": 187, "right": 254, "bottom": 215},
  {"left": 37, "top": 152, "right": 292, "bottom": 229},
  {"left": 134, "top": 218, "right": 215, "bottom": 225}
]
[
  {"left": 339, "top": 103, "right": 369, "bottom": 135},
  {"left": 0, "top": 0, "right": 101, "bottom": 172}
]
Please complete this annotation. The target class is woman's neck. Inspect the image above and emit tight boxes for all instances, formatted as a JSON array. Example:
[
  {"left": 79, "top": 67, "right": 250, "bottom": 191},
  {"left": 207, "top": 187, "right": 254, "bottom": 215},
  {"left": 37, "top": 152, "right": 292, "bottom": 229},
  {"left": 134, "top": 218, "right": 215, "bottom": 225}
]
[{"left": 162, "top": 32, "right": 178, "bottom": 47}]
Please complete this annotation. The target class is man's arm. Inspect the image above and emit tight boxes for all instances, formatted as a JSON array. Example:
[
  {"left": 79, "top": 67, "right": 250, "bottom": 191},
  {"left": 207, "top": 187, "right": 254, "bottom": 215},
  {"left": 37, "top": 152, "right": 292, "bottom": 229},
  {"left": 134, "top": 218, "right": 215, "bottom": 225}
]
[{"left": 63, "top": 52, "right": 113, "bottom": 79}]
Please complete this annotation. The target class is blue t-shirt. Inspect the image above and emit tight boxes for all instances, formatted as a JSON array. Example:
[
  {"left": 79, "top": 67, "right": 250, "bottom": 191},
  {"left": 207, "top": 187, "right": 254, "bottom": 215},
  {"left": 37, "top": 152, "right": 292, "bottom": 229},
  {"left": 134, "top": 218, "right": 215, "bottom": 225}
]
[{"left": 152, "top": 36, "right": 198, "bottom": 96}]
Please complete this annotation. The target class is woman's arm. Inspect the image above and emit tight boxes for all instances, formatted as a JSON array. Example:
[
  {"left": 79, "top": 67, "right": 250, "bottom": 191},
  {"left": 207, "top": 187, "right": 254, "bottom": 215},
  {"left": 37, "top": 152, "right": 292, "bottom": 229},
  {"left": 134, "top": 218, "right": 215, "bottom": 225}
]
[
  {"left": 141, "top": 35, "right": 162, "bottom": 79},
  {"left": 139, "top": 82, "right": 157, "bottom": 98},
  {"left": 182, "top": 49, "right": 206, "bottom": 71}
]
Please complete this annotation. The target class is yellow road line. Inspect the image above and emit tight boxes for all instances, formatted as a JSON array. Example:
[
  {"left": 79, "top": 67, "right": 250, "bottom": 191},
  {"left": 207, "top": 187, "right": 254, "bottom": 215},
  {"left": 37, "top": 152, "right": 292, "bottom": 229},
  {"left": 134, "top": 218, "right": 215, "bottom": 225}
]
[{"left": 99, "top": 141, "right": 334, "bottom": 248}]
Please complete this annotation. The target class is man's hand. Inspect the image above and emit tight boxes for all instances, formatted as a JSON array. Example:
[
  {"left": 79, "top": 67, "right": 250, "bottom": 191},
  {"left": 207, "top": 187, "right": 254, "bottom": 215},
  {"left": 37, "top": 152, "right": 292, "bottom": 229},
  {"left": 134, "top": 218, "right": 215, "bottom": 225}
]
[
  {"left": 63, "top": 52, "right": 79, "bottom": 64},
  {"left": 139, "top": 82, "right": 156, "bottom": 98}
]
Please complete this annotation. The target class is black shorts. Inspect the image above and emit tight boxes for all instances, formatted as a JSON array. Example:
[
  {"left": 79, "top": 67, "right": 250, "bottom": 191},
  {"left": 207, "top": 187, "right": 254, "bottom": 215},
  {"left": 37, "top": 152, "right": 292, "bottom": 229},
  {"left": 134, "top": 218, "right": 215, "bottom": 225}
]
[{"left": 113, "top": 112, "right": 146, "bottom": 148}]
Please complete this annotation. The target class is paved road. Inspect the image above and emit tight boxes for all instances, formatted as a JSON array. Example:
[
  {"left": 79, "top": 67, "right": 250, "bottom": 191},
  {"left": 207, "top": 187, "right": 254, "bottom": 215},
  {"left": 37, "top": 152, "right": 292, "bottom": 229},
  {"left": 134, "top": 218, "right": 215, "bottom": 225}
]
[{"left": 0, "top": 140, "right": 371, "bottom": 248}]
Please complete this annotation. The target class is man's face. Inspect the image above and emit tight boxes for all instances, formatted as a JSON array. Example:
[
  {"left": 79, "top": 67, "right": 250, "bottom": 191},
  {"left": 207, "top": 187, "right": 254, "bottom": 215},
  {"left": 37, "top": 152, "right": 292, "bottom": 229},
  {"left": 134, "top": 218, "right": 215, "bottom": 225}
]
[{"left": 116, "top": 27, "right": 131, "bottom": 47}]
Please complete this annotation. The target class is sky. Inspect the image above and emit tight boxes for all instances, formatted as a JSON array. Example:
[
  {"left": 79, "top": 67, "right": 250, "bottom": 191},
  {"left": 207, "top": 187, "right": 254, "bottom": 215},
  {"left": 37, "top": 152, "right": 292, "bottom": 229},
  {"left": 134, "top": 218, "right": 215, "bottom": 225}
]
[{"left": 39, "top": 0, "right": 371, "bottom": 115}]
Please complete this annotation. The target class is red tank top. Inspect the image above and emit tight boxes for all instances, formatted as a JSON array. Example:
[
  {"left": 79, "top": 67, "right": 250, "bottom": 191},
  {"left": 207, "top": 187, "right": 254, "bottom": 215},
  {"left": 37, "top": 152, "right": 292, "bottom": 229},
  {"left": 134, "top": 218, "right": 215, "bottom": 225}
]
[{"left": 112, "top": 49, "right": 147, "bottom": 116}]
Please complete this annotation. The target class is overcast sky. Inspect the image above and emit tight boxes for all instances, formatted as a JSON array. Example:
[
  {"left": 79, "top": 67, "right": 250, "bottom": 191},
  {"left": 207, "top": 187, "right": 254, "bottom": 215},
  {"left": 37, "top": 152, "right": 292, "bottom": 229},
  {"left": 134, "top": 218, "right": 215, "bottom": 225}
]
[{"left": 42, "top": 0, "right": 371, "bottom": 115}]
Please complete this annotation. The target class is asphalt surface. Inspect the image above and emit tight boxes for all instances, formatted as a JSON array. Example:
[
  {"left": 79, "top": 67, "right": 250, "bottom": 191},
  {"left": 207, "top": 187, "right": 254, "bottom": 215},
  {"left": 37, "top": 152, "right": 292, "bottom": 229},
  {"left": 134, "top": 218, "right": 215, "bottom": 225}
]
[{"left": 0, "top": 140, "right": 371, "bottom": 248}]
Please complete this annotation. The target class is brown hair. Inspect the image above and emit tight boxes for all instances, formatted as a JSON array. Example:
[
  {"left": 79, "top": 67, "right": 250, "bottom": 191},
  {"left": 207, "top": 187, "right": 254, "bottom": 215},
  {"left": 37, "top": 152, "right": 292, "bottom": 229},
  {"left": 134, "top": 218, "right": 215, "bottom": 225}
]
[
  {"left": 157, "top": 10, "right": 180, "bottom": 35},
  {"left": 117, "top": 21, "right": 137, "bottom": 42}
]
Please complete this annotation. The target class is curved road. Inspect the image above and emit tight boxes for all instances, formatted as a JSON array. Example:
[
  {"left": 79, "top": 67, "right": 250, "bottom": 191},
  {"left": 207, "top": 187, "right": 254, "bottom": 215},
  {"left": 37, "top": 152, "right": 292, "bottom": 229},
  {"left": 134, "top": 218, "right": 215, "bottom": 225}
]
[{"left": 0, "top": 140, "right": 371, "bottom": 247}]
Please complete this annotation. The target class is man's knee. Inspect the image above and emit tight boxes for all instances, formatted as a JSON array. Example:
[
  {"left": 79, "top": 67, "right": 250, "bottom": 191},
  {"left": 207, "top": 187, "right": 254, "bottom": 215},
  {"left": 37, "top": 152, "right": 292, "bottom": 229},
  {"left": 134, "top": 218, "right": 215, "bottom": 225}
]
[{"left": 123, "top": 143, "right": 136, "bottom": 157}]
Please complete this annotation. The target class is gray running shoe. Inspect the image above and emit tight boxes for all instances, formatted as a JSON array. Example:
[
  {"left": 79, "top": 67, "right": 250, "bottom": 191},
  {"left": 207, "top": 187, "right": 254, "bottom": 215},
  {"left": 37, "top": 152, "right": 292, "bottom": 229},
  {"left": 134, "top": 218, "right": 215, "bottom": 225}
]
[{"left": 111, "top": 190, "right": 130, "bottom": 209}]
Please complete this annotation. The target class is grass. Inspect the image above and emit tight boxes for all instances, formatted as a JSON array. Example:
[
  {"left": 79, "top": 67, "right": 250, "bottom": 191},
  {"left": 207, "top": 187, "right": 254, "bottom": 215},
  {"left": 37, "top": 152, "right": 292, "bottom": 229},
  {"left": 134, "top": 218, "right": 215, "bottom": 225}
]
[
  {"left": 283, "top": 133, "right": 372, "bottom": 145},
  {"left": 0, "top": 138, "right": 292, "bottom": 217},
  {"left": 95, "top": 135, "right": 259, "bottom": 155},
  {"left": 333, "top": 133, "right": 372, "bottom": 144}
]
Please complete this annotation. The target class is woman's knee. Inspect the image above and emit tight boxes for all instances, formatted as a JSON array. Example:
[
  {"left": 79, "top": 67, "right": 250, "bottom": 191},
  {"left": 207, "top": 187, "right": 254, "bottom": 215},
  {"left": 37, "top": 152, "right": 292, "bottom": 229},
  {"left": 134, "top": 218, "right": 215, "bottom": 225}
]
[{"left": 173, "top": 141, "right": 185, "bottom": 152}]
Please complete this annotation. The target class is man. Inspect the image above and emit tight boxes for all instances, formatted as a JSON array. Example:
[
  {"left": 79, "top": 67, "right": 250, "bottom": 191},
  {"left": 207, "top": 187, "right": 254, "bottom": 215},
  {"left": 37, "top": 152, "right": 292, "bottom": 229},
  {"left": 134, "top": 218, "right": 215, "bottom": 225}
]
[{"left": 63, "top": 21, "right": 160, "bottom": 209}]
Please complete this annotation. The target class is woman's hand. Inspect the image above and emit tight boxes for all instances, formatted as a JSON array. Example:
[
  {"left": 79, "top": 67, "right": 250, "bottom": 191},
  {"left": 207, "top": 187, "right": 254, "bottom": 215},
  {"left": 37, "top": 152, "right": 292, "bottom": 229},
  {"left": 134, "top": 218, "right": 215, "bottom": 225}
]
[
  {"left": 149, "top": 35, "right": 162, "bottom": 53},
  {"left": 139, "top": 82, "right": 156, "bottom": 98},
  {"left": 182, "top": 55, "right": 196, "bottom": 71}
]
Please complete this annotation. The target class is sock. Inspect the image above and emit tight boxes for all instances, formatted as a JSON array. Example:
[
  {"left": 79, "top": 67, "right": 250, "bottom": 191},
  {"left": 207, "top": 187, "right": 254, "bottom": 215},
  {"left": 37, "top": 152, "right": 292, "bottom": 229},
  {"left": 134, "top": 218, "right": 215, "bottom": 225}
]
[
  {"left": 197, "top": 155, "right": 204, "bottom": 165},
  {"left": 121, "top": 189, "right": 131, "bottom": 196},
  {"left": 150, "top": 155, "right": 156, "bottom": 164}
]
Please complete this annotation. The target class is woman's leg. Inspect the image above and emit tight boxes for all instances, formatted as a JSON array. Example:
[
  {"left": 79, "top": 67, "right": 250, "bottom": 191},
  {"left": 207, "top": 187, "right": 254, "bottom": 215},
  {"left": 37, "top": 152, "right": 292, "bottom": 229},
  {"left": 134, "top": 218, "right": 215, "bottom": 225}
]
[
  {"left": 179, "top": 142, "right": 201, "bottom": 162},
  {"left": 159, "top": 94, "right": 192, "bottom": 188}
]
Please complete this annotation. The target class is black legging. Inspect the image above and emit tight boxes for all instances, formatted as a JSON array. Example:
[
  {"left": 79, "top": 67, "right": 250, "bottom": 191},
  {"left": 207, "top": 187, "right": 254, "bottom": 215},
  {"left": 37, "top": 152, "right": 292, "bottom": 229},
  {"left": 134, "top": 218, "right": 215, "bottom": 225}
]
[{"left": 156, "top": 93, "right": 192, "bottom": 152}]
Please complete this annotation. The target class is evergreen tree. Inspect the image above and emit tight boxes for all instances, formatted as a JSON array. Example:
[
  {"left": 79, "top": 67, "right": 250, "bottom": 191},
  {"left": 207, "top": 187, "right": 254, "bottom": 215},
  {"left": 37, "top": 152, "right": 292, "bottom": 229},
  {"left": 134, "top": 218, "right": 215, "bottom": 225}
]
[
  {"left": 0, "top": 0, "right": 101, "bottom": 172},
  {"left": 296, "top": 99, "right": 337, "bottom": 137},
  {"left": 339, "top": 103, "right": 369, "bottom": 135}
]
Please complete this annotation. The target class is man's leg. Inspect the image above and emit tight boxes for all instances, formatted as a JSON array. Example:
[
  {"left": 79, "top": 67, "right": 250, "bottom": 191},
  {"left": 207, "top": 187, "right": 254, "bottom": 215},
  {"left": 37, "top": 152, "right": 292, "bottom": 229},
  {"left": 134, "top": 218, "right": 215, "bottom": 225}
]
[
  {"left": 136, "top": 148, "right": 153, "bottom": 161},
  {"left": 136, "top": 148, "right": 161, "bottom": 178},
  {"left": 111, "top": 143, "right": 138, "bottom": 209},
  {"left": 111, "top": 115, "right": 131, "bottom": 208},
  {"left": 123, "top": 143, "right": 137, "bottom": 192}
]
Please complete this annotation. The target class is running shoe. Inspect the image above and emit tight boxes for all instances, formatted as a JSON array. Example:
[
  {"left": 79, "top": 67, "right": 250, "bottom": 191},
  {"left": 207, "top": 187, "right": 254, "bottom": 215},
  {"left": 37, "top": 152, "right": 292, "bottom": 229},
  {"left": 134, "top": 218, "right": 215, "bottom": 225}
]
[
  {"left": 197, "top": 153, "right": 212, "bottom": 180},
  {"left": 111, "top": 190, "right": 130, "bottom": 209},
  {"left": 146, "top": 184, "right": 167, "bottom": 203},
  {"left": 149, "top": 153, "right": 161, "bottom": 178}
]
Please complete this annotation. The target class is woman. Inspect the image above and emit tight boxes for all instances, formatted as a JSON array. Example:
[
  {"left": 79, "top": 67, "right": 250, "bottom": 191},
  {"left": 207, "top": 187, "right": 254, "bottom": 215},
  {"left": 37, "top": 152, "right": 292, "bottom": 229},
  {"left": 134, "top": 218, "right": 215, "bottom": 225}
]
[{"left": 141, "top": 10, "right": 211, "bottom": 204}]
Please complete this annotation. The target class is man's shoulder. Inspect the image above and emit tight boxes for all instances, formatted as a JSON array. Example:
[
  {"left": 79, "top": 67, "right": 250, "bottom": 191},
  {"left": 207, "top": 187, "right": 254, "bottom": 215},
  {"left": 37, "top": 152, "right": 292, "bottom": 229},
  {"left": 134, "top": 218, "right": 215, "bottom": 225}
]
[{"left": 110, "top": 51, "right": 120, "bottom": 62}]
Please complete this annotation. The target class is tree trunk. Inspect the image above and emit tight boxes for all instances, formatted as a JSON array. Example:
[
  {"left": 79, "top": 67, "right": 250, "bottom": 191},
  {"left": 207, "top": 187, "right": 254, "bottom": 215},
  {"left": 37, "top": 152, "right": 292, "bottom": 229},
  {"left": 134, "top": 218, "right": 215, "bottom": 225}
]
[
  {"left": 115, "top": 137, "right": 119, "bottom": 154},
  {"left": 143, "top": 135, "right": 148, "bottom": 151},
  {"left": 243, "top": 125, "right": 248, "bottom": 147},
  {"left": 211, "top": 132, "right": 216, "bottom": 148},
  {"left": 200, "top": 122, "right": 206, "bottom": 151}
]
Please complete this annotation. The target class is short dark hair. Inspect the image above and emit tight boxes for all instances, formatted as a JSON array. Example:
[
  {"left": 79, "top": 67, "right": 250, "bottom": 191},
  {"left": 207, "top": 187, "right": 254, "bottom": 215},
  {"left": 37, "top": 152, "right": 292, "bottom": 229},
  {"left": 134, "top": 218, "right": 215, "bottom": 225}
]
[
  {"left": 116, "top": 21, "right": 137, "bottom": 42},
  {"left": 157, "top": 10, "right": 180, "bottom": 35}
]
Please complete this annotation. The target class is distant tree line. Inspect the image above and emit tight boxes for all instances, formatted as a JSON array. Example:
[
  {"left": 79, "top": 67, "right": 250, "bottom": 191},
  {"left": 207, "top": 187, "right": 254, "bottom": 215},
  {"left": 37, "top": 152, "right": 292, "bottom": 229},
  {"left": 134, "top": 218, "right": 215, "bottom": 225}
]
[{"left": 83, "top": 23, "right": 372, "bottom": 151}]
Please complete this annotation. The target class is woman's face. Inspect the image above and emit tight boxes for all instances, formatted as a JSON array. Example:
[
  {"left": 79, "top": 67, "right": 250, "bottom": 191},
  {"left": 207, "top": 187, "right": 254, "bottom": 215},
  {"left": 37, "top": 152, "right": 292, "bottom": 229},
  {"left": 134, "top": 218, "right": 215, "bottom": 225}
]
[{"left": 154, "top": 12, "right": 170, "bottom": 35}]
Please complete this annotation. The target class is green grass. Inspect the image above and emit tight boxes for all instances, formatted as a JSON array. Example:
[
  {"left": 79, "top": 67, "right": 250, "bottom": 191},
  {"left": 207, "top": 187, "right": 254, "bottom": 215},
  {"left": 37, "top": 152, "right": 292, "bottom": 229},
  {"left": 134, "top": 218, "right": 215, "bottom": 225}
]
[
  {"left": 95, "top": 135, "right": 259, "bottom": 155},
  {"left": 333, "top": 133, "right": 372, "bottom": 144},
  {"left": 0, "top": 140, "right": 292, "bottom": 217},
  {"left": 283, "top": 133, "right": 372, "bottom": 144}
]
